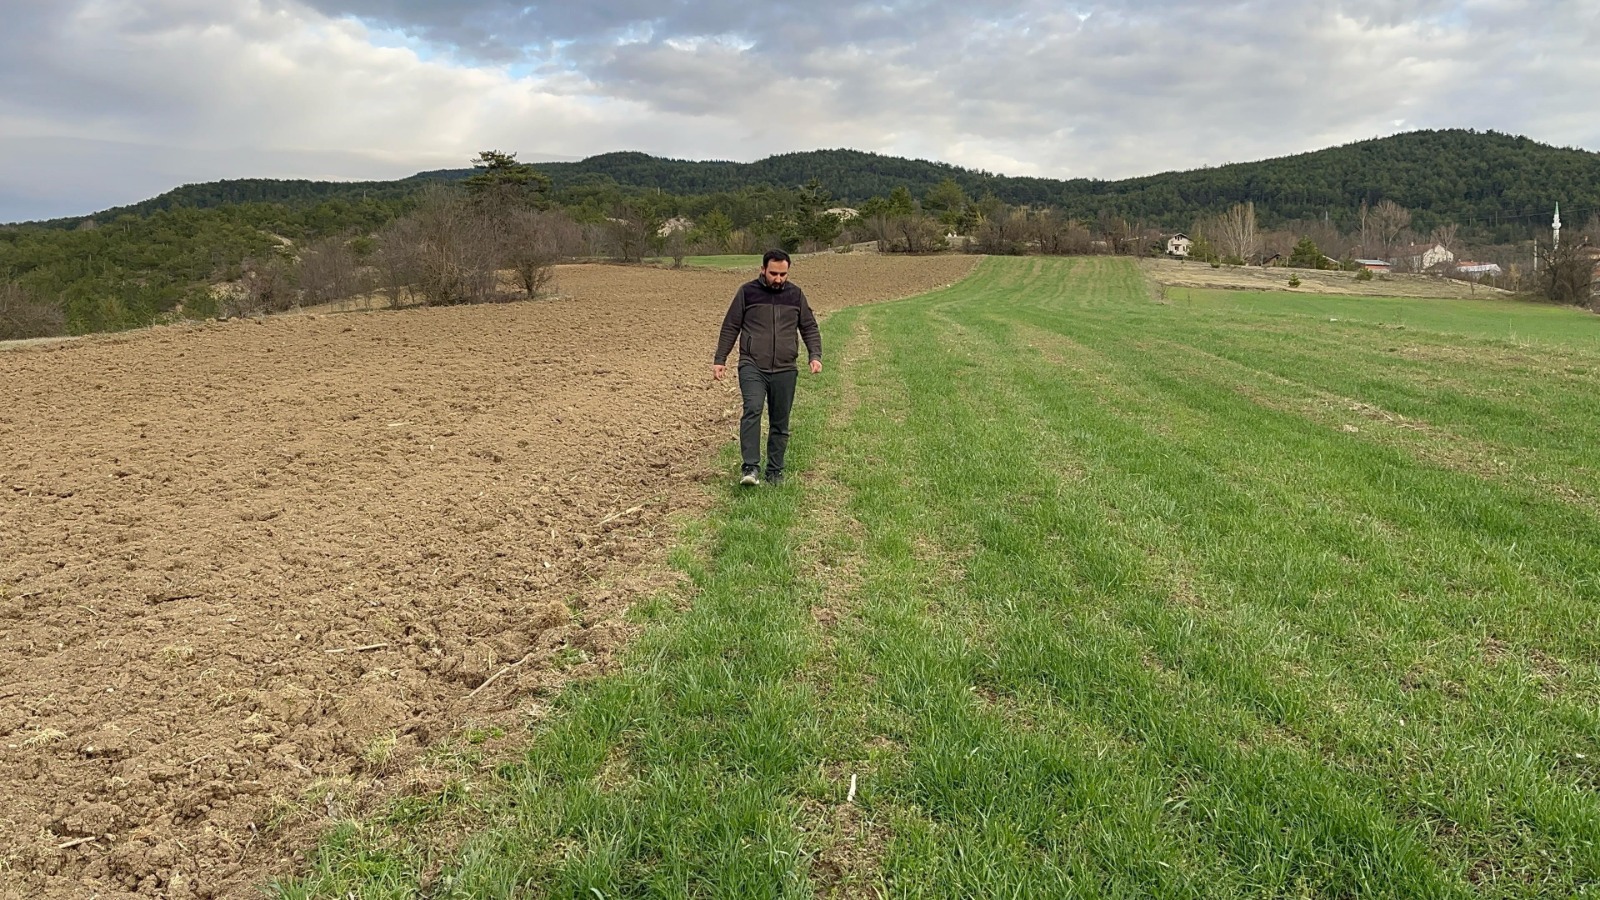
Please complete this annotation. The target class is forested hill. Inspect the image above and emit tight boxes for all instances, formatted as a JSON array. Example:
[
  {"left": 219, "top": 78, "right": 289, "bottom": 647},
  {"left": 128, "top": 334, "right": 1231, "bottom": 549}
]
[
  {"left": 1058, "top": 130, "right": 1600, "bottom": 237},
  {"left": 531, "top": 149, "right": 1067, "bottom": 208},
  {"left": 25, "top": 171, "right": 458, "bottom": 227},
  {"left": 24, "top": 149, "right": 1029, "bottom": 227},
  {"left": 520, "top": 132, "right": 1600, "bottom": 237},
  {"left": 21, "top": 129, "right": 1600, "bottom": 239}
]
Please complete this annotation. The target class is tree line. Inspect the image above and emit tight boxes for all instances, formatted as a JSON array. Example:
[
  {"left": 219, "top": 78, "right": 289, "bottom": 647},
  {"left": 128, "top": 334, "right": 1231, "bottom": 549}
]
[
  {"left": 6, "top": 138, "right": 1599, "bottom": 340},
  {"left": 540, "top": 131, "right": 1600, "bottom": 247},
  {"left": 24, "top": 129, "right": 1599, "bottom": 245}
]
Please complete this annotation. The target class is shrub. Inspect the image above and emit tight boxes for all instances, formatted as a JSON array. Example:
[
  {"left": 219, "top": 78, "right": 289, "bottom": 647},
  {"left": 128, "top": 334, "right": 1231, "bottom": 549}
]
[
  {"left": 1355, "top": 268, "right": 1375, "bottom": 282},
  {"left": 376, "top": 188, "right": 498, "bottom": 306},
  {"left": 230, "top": 255, "right": 298, "bottom": 315},
  {"left": 0, "top": 281, "right": 66, "bottom": 340},
  {"left": 1287, "top": 275, "right": 1302, "bottom": 288},
  {"left": 297, "top": 236, "right": 370, "bottom": 307},
  {"left": 180, "top": 285, "right": 220, "bottom": 320},
  {"left": 504, "top": 209, "right": 584, "bottom": 293}
]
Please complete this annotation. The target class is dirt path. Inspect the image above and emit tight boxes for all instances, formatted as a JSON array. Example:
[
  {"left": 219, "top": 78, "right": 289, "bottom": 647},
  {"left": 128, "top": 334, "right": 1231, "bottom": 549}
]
[{"left": 0, "top": 254, "right": 980, "bottom": 899}]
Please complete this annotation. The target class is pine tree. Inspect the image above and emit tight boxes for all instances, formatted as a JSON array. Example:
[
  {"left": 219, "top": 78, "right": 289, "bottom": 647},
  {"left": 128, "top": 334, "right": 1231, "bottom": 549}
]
[
  {"left": 1288, "top": 236, "right": 1325, "bottom": 269},
  {"left": 465, "top": 150, "right": 551, "bottom": 209}
]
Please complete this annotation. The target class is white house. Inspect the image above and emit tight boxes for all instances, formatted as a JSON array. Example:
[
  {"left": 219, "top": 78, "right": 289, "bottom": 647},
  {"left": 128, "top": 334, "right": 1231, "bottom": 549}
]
[
  {"left": 1406, "top": 242, "right": 1455, "bottom": 271},
  {"left": 1166, "top": 233, "right": 1193, "bottom": 257}
]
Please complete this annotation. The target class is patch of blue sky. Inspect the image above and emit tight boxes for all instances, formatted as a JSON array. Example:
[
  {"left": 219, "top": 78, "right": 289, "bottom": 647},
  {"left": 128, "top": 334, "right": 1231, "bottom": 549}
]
[
  {"left": 350, "top": 18, "right": 445, "bottom": 62},
  {"left": 501, "top": 60, "right": 538, "bottom": 78},
  {"left": 499, "top": 39, "right": 581, "bottom": 78}
]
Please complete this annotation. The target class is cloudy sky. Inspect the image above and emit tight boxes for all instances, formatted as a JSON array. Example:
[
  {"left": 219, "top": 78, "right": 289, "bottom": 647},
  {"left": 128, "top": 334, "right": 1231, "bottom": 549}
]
[{"left": 2, "top": 0, "right": 1598, "bottom": 222}]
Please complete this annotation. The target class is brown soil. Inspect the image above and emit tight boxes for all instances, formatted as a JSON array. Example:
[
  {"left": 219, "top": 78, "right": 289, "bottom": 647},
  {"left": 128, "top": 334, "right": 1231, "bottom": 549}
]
[{"left": 0, "top": 253, "right": 980, "bottom": 899}]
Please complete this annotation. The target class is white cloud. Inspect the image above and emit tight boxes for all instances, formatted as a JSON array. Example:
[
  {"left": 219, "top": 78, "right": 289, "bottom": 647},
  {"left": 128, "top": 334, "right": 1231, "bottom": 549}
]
[
  {"left": 2, "top": 0, "right": 1599, "bottom": 221},
  {"left": 0, "top": 1, "right": 688, "bottom": 217}
]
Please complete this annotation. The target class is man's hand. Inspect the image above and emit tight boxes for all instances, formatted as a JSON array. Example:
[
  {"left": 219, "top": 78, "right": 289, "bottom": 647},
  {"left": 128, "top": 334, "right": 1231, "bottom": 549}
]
[
  {"left": 810, "top": 360, "right": 823, "bottom": 375},
  {"left": 712, "top": 364, "right": 727, "bottom": 381}
]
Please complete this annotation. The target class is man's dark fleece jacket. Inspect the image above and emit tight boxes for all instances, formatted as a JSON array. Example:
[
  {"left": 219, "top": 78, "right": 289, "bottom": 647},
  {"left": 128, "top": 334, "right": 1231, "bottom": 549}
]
[{"left": 713, "top": 276, "right": 822, "bottom": 373}]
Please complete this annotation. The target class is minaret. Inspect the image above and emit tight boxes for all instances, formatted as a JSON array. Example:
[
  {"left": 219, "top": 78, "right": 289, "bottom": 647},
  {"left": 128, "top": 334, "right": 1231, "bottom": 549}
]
[{"left": 1554, "top": 202, "right": 1562, "bottom": 252}]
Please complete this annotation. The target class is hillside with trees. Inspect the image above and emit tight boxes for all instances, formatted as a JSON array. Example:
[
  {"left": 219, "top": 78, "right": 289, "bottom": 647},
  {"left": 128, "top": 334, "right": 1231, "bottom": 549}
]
[
  {"left": 4, "top": 131, "right": 1597, "bottom": 340},
  {"left": 1051, "top": 130, "right": 1600, "bottom": 242},
  {"left": 24, "top": 130, "right": 1598, "bottom": 242},
  {"left": 534, "top": 131, "right": 1600, "bottom": 242}
]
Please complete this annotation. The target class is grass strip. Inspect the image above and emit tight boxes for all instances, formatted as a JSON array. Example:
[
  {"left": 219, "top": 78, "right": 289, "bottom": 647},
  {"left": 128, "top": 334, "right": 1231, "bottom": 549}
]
[{"left": 276, "top": 256, "right": 1600, "bottom": 899}]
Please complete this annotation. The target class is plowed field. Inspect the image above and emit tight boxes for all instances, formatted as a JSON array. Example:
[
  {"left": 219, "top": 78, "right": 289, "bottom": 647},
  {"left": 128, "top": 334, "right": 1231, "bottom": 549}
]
[{"left": 0, "top": 253, "right": 980, "bottom": 899}]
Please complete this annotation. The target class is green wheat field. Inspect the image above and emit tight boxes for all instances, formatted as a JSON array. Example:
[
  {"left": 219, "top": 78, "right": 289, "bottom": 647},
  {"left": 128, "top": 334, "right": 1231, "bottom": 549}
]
[{"left": 279, "top": 256, "right": 1600, "bottom": 899}]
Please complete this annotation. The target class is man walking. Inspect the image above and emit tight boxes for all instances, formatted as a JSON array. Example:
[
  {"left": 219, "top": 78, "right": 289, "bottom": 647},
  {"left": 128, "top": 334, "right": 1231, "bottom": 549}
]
[{"left": 712, "top": 250, "right": 823, "bottom": 486}]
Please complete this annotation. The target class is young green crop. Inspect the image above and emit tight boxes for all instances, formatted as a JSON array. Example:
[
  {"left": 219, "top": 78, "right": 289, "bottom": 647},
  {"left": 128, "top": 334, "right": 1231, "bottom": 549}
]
[{"left": 276, "top": 257, "right": 1600, "bottom": 899}]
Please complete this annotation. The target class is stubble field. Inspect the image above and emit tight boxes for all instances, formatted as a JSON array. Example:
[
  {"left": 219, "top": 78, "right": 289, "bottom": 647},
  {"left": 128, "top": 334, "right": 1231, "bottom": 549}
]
[{"left": 0, "top": 253, "right": 980, "bottom": 900}]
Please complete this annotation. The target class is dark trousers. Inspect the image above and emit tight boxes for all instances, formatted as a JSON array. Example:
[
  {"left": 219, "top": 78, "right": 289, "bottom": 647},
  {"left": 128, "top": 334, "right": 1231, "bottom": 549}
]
[{"left": 738, "top": 363, "right": 798, "bottom": 478}]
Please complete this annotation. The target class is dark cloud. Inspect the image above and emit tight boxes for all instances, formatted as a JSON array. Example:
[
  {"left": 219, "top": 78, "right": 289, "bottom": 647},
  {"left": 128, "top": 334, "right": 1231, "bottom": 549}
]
[{"left": 1, "top": 1, "right": 1597, "bottom": 220}]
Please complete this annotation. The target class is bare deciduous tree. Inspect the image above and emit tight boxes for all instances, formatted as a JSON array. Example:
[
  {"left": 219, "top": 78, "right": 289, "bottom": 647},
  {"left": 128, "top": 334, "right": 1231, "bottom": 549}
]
[
  {"left": 231, "top": 254, "right": 297, "bottom": 315},
  {"left": 663, "top": 227, "right": 689, "bottom": 269},
  {"left": 1060, "top": 218, "right": 1095, "bottom": 255},
  {"left": 1031, "top": 208, "right": 1088, "bottom": 255},
  {"left": 1134, "top": 225, "right": 1167, "bottom": 257},
  {"left": 1213, "top": 202, "right": 1261, "bottom": 263},
  {"left": 297, "top": 237, "right": 369, "bottom": 308},
  {"left": 374, "top": 183, "right": 586, "bottom": 306},
  {"left": 1538, "top": 232, "right": 1596, "bottom": 306},
  {"left": 893, "top": 212, "right": 946, "bottom": 254},
  {"left": 973, "top": 206, "right": 1030, "bottom": 254},
  {"left": 855, "top": 210, "right": 896, "bottom": 250},
  {"left": 1356, "top": 200, "right": 1376, "bottom": 259},
  {"left": 1097, "top": 212, "right": 1135, "bottom": 255},
  {"left": 1260, "top": 229, "right": 1299, "bottom": 263},
  {"left": 1286, "top": 218, "right": 1350, "bottom": 261},
  {"left": 503, "top": 208, "right": 584, "bottom": 295},
  {"left": 1371, "top": 199, "right": 1413, "bottom": 261},
  {"left": 1029, "top": 209, "right": 1061, "bottom": 255},
  {"left": 1428, "top": 222, "right": 1459, "bottom": 257},
  {"left": 601, "top": 202, "right": 662, "bottom": 263},
  {"left": 376, "top": 227, "right": 418, "bottom": 308},
  {"left": 377, "top": 188, "right": 498, "bottom": 307}
]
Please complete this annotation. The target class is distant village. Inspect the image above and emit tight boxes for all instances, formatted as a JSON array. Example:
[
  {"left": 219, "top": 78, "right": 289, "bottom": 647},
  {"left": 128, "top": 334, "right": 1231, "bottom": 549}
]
[
  {"left": 1162, "top": 204, "right": 1600, "bottom": 294},
  {"left": 650, "top": 201, "right": 1599, "bottom": 299},
  {"left": 1164, "top": 232, "right": 1511, "bottom": 278}
]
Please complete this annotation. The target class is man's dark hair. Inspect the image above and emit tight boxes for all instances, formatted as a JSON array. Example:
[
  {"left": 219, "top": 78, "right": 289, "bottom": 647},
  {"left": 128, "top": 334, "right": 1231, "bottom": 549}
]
[{"left": 762, "top": 249, "right": 791, "bottom": 269}]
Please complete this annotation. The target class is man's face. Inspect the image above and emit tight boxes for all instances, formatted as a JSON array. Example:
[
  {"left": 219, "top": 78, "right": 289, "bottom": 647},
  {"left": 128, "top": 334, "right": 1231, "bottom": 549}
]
[{"left": 763, "top": 260, "right": 790, "bottom": 286}]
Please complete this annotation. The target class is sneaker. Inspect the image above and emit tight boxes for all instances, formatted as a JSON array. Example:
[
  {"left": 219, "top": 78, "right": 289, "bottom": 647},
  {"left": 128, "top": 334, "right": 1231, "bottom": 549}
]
[
  {"left": 740, "top": 468, "right": 759, "bottom": 486},
  {"left": 764, "top": 472, "right": 784, "bottom": 486}
]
